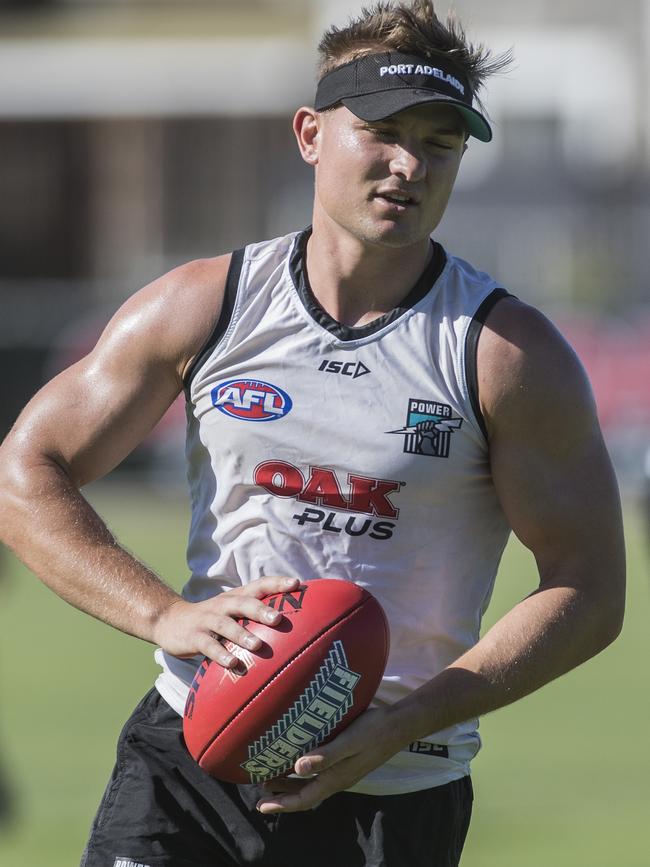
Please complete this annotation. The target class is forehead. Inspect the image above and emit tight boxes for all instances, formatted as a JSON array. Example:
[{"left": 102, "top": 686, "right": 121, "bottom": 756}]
[
  {"left": 327, "top": 103, "right": 466, "bottom": 134},
  {"left": 379, "top": 103, "right": 466, "bottom": 132}
]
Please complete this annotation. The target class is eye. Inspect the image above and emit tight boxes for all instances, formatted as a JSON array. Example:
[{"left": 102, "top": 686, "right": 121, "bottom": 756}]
[{"left": 424, "top": 138, "right": 454, "bottom": 150}]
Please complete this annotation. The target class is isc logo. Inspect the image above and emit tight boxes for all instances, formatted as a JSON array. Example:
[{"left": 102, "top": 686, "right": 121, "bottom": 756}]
[
  {"left": 318, "top": 359, "right": 371, "bottom": 379},
  {"left": 211, "top": 379, "right": 293, "bottom": 422}
]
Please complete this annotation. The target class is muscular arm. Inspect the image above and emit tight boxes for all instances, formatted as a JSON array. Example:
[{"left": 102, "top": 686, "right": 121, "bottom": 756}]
[
  {"left": 258, "top": 298, "right": 625, "bottom": 812},
  {"left": 391, "top": 299, "right": 625, "bottom": 730},
  {"left": 0, "top": 256, "right": 298, "bottom": 665}
]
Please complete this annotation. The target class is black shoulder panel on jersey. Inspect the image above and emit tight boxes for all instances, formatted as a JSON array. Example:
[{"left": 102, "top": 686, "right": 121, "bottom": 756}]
[
  {"left": 183, "top": 248, "right": 245, "bottom": 394},
  {"left": 465, "top": 287, "right": 513, "bottom": 441}
]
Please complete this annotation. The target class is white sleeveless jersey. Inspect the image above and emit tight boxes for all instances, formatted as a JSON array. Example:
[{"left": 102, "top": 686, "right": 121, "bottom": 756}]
[{"left": 155, "top": 228, "right": 512, "bottom": 795}]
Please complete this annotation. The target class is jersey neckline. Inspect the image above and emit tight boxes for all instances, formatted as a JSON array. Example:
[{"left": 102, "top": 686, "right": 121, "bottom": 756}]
[{"left": 289, "top": 227, "right": 447, "bottom": 341}]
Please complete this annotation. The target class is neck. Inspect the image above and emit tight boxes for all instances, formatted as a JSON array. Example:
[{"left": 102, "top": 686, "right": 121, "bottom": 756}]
[{"left": 305, "top": 218, "right": 433, "bottom": 328}]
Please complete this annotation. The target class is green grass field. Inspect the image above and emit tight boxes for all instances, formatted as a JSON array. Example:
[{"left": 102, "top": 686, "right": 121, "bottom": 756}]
[{"left": 0, "top": 484, "right": 647, "bottom": 866}]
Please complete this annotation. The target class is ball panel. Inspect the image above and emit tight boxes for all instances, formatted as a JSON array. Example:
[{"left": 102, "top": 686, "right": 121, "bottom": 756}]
[
  {"left": 183, "top": 579, "right": 389, "bottom": 784},
  {"left": 199, "top": 597, "right": 388, "bottom": 782},
  {"left": 183, "top": 580, "right": 368, "bottom": 760}
]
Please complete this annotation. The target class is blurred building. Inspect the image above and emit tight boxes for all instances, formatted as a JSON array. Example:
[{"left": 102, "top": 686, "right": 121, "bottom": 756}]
[{"left": 1, "top": 0, "right": 649, "bottom": 484}]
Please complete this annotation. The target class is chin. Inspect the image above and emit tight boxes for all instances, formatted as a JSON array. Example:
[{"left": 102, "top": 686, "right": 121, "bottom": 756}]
[{"left": 356, "top": 221, "right": 431, "bottom": 249}]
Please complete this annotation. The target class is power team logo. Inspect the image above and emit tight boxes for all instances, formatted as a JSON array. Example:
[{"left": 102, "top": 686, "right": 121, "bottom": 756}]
[
  {"left": 240, "top": 640, "right": 360, "bottom": 783},
  {"left": 387, "top": 398, "right": 463, "bottom": 458},
  {"left": 211, "top": 379, "right": 293, "bottom": 422}
]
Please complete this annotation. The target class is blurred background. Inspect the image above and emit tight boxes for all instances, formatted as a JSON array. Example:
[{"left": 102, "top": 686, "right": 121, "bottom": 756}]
[{"left": 0, "top": 1, "right": 648, "bottom": 865}]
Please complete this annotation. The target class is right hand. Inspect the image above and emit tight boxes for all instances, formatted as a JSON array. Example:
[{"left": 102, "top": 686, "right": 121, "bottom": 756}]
[{"left": 152, "top": 575, "right": 301, "bottom": 667}]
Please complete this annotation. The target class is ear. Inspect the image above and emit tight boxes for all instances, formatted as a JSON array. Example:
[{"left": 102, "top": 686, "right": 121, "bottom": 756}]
[{"left": 293, "top": 107, "right": 321, "bottom": 166}]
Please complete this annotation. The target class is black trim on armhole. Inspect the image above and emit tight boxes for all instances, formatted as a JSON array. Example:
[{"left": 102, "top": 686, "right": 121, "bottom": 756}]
[
  {"left": 183, "top": 248, "right": 245, "bottom": 395},
  {"left": 465, "top": 288, "right": 513, "bottom": 441}
]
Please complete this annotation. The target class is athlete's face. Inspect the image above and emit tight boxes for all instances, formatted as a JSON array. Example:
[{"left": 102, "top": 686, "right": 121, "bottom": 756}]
[{"left": 296, "top": 103, "right": 467, "bottom": 248}]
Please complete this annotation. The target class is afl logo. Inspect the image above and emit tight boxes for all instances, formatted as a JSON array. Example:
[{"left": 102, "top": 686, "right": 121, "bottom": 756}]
[{"left": 211, "top": 379, "right": 293, "bottom": 422}]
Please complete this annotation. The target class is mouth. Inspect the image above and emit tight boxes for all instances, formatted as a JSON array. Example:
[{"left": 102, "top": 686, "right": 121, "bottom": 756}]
[{"left": 372, "top": 191, "right": 419, "bottom": 209}]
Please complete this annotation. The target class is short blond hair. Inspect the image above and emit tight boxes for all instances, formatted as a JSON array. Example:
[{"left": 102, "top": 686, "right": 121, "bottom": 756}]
[{"left": 318, "top": 0, "right": 511, "bottom": 106}]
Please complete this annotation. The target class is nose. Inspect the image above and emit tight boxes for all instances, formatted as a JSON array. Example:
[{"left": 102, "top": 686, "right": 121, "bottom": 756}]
[{"left": 389, "top": 144, "right": 427, "bottom": 183}]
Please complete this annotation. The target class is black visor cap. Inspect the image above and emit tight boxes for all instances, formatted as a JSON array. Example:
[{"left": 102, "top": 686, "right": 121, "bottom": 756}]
[{"left": 315, "top": 51, "right": 492, "bottom": 143}]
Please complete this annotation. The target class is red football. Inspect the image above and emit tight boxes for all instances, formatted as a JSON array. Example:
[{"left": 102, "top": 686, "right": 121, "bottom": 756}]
[{"left": 182, "top": 578, "right": 389, "bottom": 784}]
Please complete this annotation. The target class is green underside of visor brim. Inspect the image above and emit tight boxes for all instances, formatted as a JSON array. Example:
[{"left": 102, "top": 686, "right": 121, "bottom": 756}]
[{"left": 339, "top": 92, "right": 492, "bottom": 143}]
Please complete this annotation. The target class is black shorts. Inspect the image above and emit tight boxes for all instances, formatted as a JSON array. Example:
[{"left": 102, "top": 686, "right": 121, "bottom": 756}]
[{"left": 81, "top": 689, "right": 473, "bottom": 867}]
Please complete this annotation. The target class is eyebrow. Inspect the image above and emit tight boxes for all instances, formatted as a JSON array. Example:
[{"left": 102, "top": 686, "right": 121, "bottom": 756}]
[
  {"left": 365, "top": 118, "right": 465, "bottom": 136},
  {"left": 429, "top": 127, "right": 465, "bottom": 136}
]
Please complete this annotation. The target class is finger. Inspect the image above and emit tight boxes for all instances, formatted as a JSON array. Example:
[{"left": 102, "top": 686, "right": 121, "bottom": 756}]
[
  {"left": 205, "top": 596, "right": 283, "bottom": 631},
  {"left": 295, "top": 754, "right": 330, "bottom": 777},
  {"left": 191, "top": 598, "right": 285, "bottom": 660},
  {"left": 197, "top": 633, "right": 239, "bottom": 668},
  {"left": 238, "top": 576, "right": 301, "bottom": 598},
  {"left": 294, "top": 739, "right": 351, "bottom": 777},
  {"left": 200, "top": 614, "right": 265, "bottom": 652},
  {"left": 193, "top": 577, "right": 301, "bottom": 665},
  {"left": 256, "top": 778, "right": 327, "bottom": 814},
  {"left": 261, "top": 777, "right": 310, "bottom": 795}
]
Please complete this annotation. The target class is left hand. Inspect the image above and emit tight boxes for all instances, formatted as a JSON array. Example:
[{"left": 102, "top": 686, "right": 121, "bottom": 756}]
[{"left": 255, "top": 706, "right": 402, "bottom": 814}]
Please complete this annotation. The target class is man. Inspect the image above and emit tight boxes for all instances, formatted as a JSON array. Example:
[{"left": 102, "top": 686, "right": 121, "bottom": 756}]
[{"left": 0, "top": 2, "right": 625, "bottom": 866}]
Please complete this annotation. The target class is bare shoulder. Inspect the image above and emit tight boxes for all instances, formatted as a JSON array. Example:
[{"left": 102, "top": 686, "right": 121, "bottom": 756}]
[
  {"left": 476, "top": 296, "right": 596, "bottom": 438},
  {"left": 0, "top": 253, "right": 233, "bottom": 486},
  {"left": 104, "top": 253, "right": 233, "bottom": 380},
  {"left": 475, "top": 298, "right": 623, "bottom": 605}
]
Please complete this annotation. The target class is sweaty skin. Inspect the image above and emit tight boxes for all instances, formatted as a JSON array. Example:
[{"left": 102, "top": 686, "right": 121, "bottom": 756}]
[
  {"left": 256, "top": 296, "right": 625, "bottom": 813},
  {"left": 0, "top": 255, "right": 300, "bottom": 667},
  {"left": 0, "top": 102, "right": 625, "bottom": 814},
  {"left": 293, "top": 103, "right": 467, "bottom": 326}
]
